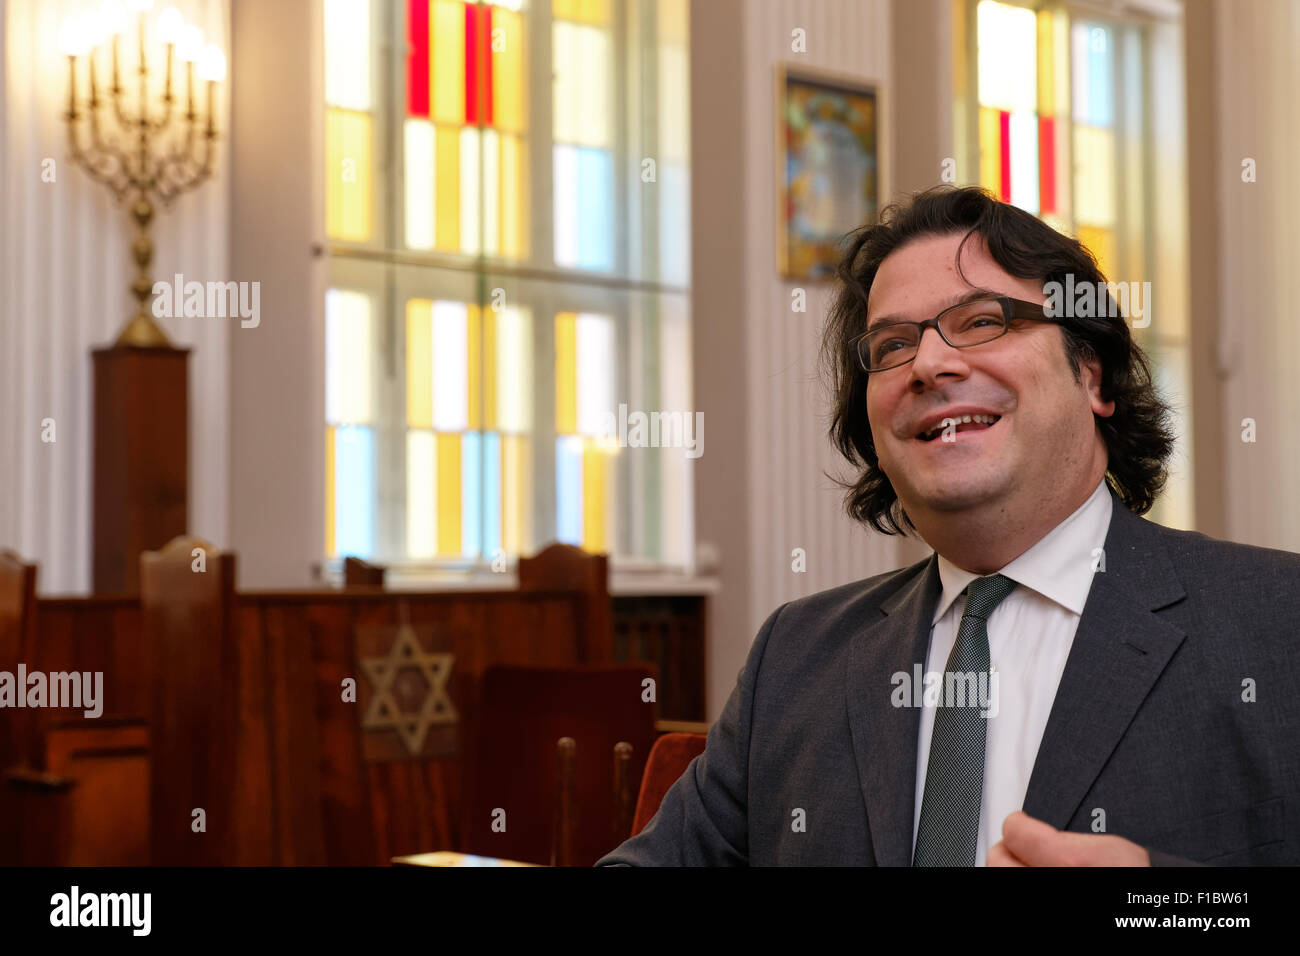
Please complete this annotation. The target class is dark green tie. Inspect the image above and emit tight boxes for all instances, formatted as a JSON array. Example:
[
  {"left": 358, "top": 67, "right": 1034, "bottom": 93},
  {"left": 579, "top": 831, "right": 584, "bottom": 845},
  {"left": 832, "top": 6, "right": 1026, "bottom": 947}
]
[{"left": 912, "top": 573, "right": 1017, "bottom": 867}]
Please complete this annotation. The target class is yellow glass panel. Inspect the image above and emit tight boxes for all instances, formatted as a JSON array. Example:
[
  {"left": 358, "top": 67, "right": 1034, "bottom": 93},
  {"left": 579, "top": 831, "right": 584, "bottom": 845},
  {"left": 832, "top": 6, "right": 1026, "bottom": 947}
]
[
  {"left": 435, "top": 126, "right": 461, "bottom": 251},
  {"left": 326, "top": 109, "right": 372, "bottom": 241},
  {"left": 467, "top": 303, "right": 482, "bottom": 430},
  {"left": 502, "top": 434, "right": 528, "bottom": 554},
  {"left": 431, "top": 0, "right": 466, "bottom": 125},
  {"left": 492, "top": 8, "right": 525, "bottom": 132},
  {"left": 407, "top": 299, "right": 433, "bottom": 428},
  {"left": 658, "top": 0, "right": 687, "bottom": 45},
  {"left": 483, "top": 305, "right": 498, "bottom": 429},
  {"left": 978, "top": 106, "right": 1002, "bottom": 196},
  {"left": 1052, "top": 10, "right": 1071, "bottom": 117},
  {"left": 436, "top": 432, "right": 462, "bottom": 555},
  {"left": 1078, "top": 225, "right": 1116, "bottom": 280},
  {"left": 555, "top": 312, "right": 577, "bottom": 433},
  {"left": 325, "top": 426, "right": 336, "bottom": 556},
  {"left": 582, "top": 441, "right": 607, "bottom": 552},
  {"left": 1074, "top": 125, "right": 1116, "bottom": 225},
  {"left": 500, "top": 134, "right": 528, "bottom": 259},
  {"left": 554, "top": 0, "right": 609, "bottom": 25},
  {"left": 1037, "top": 10, "right": 1054, "bottom": 117}
]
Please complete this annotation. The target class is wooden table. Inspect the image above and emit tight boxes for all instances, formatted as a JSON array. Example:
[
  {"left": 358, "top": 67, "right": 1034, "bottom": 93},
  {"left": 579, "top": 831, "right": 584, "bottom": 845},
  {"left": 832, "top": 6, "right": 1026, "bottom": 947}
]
[{"left": 393, "top": 851, "right": 540, "bottom": 867}]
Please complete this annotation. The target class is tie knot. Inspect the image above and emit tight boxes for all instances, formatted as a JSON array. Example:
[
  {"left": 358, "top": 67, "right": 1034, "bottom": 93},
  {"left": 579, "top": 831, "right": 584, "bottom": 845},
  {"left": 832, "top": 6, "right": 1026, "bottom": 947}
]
[{"left": 963, "top": 573, "right": 1016, "bottom": 620}]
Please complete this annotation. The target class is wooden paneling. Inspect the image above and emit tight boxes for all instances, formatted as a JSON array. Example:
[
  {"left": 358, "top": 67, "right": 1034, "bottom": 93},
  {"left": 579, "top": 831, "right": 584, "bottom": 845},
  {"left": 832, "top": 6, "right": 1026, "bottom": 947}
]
[
  {"left": 16, "top": 579, "right": 707, "bottom": 865},
  {"left": 142, "top": 538, "right": 240, "bottom": 866},
  {"left": 613, "top": 595, "right": 708, "bottom": 721},
  {"left": 44, "top": 720, "right": 149, "bottom": 866}
]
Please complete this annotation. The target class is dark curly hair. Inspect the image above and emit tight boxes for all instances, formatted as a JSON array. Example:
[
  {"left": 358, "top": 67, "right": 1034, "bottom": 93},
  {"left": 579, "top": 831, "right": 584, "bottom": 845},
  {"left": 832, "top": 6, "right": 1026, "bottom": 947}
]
[{"left": 820, "top": 185, "right": 1175, "bottom": 535}]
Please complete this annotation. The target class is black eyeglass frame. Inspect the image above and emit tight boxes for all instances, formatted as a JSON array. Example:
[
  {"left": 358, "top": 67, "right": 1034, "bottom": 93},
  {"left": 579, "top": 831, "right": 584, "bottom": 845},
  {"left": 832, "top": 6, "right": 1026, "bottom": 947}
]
[{"left": 853, "top": 295, "right": 1057, "bottom": 372}]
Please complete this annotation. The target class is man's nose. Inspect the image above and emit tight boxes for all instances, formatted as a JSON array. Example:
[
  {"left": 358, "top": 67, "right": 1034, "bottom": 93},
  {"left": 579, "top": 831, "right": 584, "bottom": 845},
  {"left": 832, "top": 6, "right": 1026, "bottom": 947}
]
[{"left": 909, "top": 326, "right": 969, "bottom": 386}]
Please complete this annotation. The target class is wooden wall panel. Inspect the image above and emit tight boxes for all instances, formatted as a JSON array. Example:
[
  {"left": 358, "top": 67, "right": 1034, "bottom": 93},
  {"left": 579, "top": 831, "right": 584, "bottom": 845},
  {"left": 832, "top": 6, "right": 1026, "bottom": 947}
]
[{"left": 18, "top": 586, "right": 704, "bottom": 865}]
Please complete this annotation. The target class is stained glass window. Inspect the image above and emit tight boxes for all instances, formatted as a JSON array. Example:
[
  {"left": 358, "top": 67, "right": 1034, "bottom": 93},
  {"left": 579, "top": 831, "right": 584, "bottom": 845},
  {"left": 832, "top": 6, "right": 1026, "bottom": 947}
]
[
  {"left": 324, "top": 0, "right": 375, "bottom": 242},
  {"left": 324, "top": 289, "right": 377, "bottom": 558},
  {"left": 967, "top": 0, "right": 1191, "bottom": 527},
  {"left": 974, "top": 1, "right": 1132, "bottom": 276},
  {"left": 323, "top": 0, "right": 692, "bottom": 568}
]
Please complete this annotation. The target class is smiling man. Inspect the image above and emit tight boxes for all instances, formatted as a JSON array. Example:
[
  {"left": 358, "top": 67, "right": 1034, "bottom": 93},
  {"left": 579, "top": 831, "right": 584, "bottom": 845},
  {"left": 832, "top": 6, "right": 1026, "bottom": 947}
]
[{"left": 597, "top": 186, "right": 1300, "bottom": 867}]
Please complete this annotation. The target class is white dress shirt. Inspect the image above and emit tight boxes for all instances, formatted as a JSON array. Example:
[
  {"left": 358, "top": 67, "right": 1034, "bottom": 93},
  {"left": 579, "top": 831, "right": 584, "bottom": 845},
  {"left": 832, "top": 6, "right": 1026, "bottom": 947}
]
[{"left": 911, "top": 477, "right": 1113, "bottom": 865}]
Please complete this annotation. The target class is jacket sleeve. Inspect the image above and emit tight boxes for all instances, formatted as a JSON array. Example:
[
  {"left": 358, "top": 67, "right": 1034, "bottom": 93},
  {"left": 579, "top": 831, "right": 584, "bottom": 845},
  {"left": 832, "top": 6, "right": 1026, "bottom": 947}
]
[
  {"left": 1145, "top": 847, "right": 1208, "bottom": 867},
  {"left": 595, "top": 603, "right": 787, "bottom": 866}
]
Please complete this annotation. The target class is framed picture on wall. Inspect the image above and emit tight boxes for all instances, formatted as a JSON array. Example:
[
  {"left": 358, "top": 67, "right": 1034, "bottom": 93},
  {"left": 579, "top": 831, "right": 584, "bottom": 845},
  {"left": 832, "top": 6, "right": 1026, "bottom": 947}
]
[{"left": 777, "top": 66, "right": 879, "bottom": 281}]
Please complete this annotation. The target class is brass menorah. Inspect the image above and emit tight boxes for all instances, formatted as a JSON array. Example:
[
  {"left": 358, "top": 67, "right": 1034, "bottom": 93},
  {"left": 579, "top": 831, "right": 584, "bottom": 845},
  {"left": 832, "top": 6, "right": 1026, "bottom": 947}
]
[{"left": 60, "top": 0, "right": 225, "bottom": 347}]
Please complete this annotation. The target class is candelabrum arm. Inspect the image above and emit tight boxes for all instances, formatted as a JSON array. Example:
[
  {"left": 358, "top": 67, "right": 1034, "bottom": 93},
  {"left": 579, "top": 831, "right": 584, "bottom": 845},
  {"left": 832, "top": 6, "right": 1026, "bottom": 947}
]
[{"left": 67, "top": 110, "right": 133, "bottom": 202}]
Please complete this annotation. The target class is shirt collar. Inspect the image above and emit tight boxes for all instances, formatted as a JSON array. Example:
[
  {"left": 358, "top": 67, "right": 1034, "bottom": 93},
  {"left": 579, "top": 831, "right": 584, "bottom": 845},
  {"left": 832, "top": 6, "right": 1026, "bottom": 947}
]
[{"left": 931, "top": 478, "right": 1114, "bottom": 624}]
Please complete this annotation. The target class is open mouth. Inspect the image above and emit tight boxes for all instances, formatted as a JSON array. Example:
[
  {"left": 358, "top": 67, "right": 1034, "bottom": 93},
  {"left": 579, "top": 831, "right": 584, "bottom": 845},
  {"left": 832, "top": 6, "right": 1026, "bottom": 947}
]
[{"left": 916, "top": 414, "right": 1001, "bottom": 442}]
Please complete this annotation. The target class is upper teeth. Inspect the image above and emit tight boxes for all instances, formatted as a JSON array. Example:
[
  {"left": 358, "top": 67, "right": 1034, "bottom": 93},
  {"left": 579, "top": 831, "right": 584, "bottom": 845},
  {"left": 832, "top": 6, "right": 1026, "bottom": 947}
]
[{"left": 922, "top": 414, "right": 998, "bottom": 437}]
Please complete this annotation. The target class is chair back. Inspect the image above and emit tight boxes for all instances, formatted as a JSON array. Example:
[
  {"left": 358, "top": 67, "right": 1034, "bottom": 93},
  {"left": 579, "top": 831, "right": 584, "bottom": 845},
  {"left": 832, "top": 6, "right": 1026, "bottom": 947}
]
[
  {"left": 463, "top": 664, "right": 658, "bottom": 865},
  {"left": 343, "top": 556, "right": 386, "bottom": 588},
  {"left": 140, "top": 536, "right": 238, "bottom": 865},
  {"left": 517, "top": 544, "right": 612, "bottom": 662}
]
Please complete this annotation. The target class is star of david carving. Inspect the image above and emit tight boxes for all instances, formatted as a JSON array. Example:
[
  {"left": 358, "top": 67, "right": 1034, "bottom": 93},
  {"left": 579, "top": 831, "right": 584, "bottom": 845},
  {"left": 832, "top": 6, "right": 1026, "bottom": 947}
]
[{"left": 360, "top": 624, "right": 457, "bottom": 756}]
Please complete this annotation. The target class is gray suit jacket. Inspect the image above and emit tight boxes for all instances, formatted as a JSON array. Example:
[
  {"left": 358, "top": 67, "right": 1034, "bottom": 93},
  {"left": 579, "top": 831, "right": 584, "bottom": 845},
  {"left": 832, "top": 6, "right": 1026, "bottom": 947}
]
[{"left": 599, "top": 489, "right": 1300, "bottom": 866}]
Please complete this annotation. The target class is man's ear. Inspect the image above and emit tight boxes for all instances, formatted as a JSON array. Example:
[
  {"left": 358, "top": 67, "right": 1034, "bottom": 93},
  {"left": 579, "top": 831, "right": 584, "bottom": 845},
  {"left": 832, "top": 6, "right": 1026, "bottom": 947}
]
[{"left": 1081, "top": 355, "right": 1115, "bottom": 418}]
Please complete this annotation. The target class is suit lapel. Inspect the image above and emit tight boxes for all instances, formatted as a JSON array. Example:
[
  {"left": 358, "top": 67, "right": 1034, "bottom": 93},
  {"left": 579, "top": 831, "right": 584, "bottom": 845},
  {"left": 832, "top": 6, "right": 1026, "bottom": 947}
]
[
  {"left": 1022, "top": 493, "right": 1187, "bottom": 829},
  {"left": 846, "top": 555, "right": 941, "bottom": 866}
]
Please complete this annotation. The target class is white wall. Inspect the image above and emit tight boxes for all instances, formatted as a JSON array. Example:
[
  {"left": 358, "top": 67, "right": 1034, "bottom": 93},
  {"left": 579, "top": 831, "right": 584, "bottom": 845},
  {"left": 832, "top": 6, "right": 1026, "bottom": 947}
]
[
  {"left": 227, "top": 0, "right": 324, "bottom": 589},
  {"left": 0, "top": 0, "right": 230, "bottom": 593},
  {"left": 1213, "top": 0, "right": 1300, "bottom": 553},
  {"left": 694, "top": 0, "right": 916, "bottom": 720}
]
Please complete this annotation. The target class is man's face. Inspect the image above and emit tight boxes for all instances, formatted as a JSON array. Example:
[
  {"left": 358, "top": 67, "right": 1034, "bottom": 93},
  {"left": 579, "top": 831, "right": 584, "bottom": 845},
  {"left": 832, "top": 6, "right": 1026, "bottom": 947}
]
[{"left": 864, "top": 232, "right": 1114, "bottom": 521}]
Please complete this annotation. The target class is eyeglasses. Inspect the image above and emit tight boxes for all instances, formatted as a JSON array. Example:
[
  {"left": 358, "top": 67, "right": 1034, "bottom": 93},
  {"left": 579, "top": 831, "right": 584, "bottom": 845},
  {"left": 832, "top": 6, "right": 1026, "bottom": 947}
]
[{"left": 853, "top": 295, "right": 1055, "bottom": 372}]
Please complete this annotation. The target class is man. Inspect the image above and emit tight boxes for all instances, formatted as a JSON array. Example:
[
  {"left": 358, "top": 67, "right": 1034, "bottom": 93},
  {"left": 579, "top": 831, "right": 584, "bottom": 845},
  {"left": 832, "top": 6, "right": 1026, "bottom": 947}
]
[{"left": 598, "top": 186, "right": 1299, "bottom": 867}]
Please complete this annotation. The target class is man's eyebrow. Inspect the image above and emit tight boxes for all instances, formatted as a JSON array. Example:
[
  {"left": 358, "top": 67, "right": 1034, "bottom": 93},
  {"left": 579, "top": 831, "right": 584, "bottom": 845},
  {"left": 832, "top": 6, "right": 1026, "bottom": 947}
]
[{"left": 865, "top": 288, "right": 1005, "bottom": 334}]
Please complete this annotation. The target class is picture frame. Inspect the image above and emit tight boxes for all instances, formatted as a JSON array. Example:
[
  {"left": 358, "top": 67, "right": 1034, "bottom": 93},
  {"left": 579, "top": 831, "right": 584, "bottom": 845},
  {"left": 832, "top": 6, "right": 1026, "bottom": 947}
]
[{"left": 776, "top": 66, "right": 880, "bottom": 281}]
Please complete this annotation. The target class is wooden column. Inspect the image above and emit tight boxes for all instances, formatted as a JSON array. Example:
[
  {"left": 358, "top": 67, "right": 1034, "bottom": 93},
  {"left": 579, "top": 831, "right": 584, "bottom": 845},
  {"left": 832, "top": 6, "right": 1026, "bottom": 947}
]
[{"left": 92, "top": 345, "right": 189, "bottom": 594}]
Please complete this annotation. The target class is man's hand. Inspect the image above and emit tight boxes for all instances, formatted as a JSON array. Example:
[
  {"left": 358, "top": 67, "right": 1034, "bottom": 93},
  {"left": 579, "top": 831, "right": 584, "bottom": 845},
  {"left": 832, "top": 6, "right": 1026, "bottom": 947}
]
[{"left": 987, "top": 811, "right": 1151, "bottom": 866}]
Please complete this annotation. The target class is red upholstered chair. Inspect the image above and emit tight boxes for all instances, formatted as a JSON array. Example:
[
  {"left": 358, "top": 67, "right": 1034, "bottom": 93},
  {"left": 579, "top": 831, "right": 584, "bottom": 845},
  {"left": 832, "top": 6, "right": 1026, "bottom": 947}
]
[
  {"left": 462, "top": 664, "right": 658, "bottom": 866},
  {"left": 630, "top": 732, "right": 708, "bottom": 836}
]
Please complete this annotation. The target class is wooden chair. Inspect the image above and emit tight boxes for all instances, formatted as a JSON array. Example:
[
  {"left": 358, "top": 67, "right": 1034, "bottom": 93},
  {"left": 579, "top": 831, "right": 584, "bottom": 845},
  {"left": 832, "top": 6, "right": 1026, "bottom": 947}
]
[
  {"left": 629, "top": 732, "right": 708, "bottom": 837},
  {"left": 550, "top": 737, "right": 639, "bottom": 866},
  {"left": 0, "top": 551, "right": 75, "bottom": 865},
  {"left": 0, "top": 550, "right": 37, "bottom": 771},
  {"left": 140, "top": 536, "right": 239, "bottom": 866},
  {"left": 517, "top": 543, "right": 612, "bottom": 663},
  {"left": 462, "top": 664, "right": 658, "bottom": 866},
  {"left": 343, "top": 556, "right": 386, "bottom": 588}
]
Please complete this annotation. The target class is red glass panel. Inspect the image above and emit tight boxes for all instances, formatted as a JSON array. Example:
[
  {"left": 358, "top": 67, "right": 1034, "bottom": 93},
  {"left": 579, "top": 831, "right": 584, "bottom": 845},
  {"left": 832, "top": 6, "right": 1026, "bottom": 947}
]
[
  {"left": 464, "top": 2, "right": 494, "bottom": 125},
  {"left": 407, "top": 0, "right": 430, "bottom": 117},
  {"left": 465, "top": 1, "right": 478, "bottom": 123},
  {"left": 999, "top": 110, "right": 1012, "bottom": 202},
  {"left": 1039, "top": 115, "right": 1056, "bottom": 214}
]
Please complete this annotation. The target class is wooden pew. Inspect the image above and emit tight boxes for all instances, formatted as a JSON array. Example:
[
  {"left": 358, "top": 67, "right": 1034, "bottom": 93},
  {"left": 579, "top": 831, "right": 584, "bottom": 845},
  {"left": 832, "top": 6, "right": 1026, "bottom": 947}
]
[
  {"left": 13, "top": 541, "right": 705, "bottom": 865},
  {"left": 0, "top": 550, "right": 37, "bottom": 771}
]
